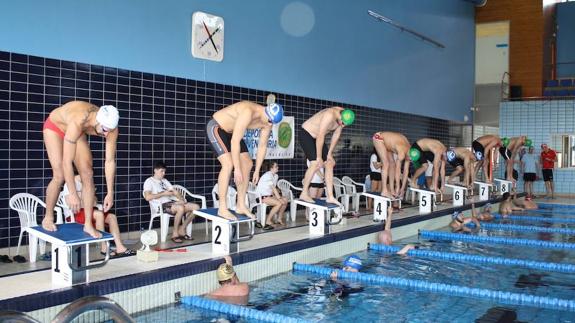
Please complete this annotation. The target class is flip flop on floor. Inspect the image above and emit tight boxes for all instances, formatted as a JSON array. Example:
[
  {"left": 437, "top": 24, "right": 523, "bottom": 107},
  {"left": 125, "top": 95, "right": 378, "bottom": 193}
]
[
  {"left": 263, "top": 224, "right": 275, "bottom": 231},
  {"left": 13, "top": 255, "right": 26, "bottom": 263},
  {"left": 171, "top": 236, "right": 183, "bottom": 243},
  {"left": 255, "top": 222, "right": 263, "bottom": 229},
  {"left": 0, "top": 255, "right": 13, "bottom": 263},
  {"left": 181, "top": 235, "right": 194, "bottom": 241}
]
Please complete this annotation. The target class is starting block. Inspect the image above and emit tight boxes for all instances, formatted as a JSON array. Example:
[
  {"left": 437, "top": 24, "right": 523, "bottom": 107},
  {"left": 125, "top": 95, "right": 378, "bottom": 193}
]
[
  {"left": 361, "top": 192, "right": 401, "bottom": 221},
  {"left": 494, "top": 178, "right": 513, "bottom": 195},
  {"left": 474, "top": 181, "right": 494, "bottom": 201},
  {"left": 445, "top": 184, "right": 468, "bottom": 206},
  {"left": 193, "top": 208, "right": 254, "bottom": 255},
  {"left": 407, "top": 187, "right": 436, "bottom": 214},
  {"left": 26, "top": 223, "right": 113, "bottom": 287},
  {"left": 295, "top": 199, "right": 342, "bottom": 236}
]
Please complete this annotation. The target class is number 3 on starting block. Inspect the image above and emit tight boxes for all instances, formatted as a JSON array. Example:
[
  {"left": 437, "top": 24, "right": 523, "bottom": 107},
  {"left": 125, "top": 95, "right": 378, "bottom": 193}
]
[{"left": 309, "top": 207, "right": 325, "bottom": 235}]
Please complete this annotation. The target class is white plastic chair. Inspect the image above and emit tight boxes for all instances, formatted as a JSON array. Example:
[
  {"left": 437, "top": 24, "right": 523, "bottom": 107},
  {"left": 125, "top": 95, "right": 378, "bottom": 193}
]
[
  {"left": 172, "top": 184, "right": 207, "bottom": 235},
  {"left": 342, "top": 176, "right": 367, "bottom": 212},
  {"left": 9, "top": 193, "right": 63, "bottom": 262},
  {"left": 143, "top": 191, "right": 173, "bottom": 243},
  {"left": 211, "top": 184, "right": 238, "bottom": 210},
  {"left": 56, "top": 191, "right": 103, "bottom": 224},
  {"left": 333, "top": 177, "right": 351, "bottom": 212},
  {"left": 247, "top": 182, "right": 268, "bottom": 226},
  {"left": 277, "top": 179, "right": 303, "bottom": 222}
]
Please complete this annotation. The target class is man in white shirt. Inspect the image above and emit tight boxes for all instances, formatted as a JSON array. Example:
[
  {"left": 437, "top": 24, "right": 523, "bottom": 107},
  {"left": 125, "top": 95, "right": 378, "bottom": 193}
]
[
  {"left": 143, "top": 162, "right": 199, "bottom": 243},
  {"left": 521, "top": 146, "right": 539, "bottom": 199}
]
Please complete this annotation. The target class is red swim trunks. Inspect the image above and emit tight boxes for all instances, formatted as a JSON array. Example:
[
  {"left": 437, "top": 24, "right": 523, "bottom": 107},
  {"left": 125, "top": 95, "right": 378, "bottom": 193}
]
[
  {"left": 66, "top": 208, "right": 109, "bottom": 225},
  {"left": 43, "top": 117, "right": 65, "bottom": 139},
  {"left": 373, "top": 133, "right": 383, "bottom": 141}
]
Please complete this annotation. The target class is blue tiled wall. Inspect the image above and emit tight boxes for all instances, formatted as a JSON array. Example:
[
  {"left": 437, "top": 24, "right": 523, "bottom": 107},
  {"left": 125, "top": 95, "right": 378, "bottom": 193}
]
[
  {"left": 500, "top": 100, "right": 575, "bottom": 194},
  {"left": 0, "top": 51, "right": 466, "bottom": 249}
]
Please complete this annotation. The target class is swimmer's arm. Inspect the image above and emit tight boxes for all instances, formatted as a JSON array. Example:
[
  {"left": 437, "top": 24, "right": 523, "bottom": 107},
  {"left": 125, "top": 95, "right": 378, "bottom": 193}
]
[
  {"left": 439, "top": 158, "right": 446, "bottom": 190},
  {"left": 400, "top": 156, "right": 410, "bottom": 194},
  {"left": 384, "top": 210, "right": 392, "bottom": 231},
  {"left": 315, "top": 115, "right": 331, "bottom": 161},
  {"left": 327, "top": 126, "right": 343, "bottom": 160},
  {"left": 62, "top": 124, "right": 83, "bottom": 197},
  {"left": 254, "top": 127, "right": 272, "bottom": 176},
  {"left": 231, "top": 112, "right": 251, "bottom": 171},
  {"left": 397, "top": 244, "right": 415, "bottom": 255},
  {"left": 104, "top": 129, "right": 118, "bottom": 195}
]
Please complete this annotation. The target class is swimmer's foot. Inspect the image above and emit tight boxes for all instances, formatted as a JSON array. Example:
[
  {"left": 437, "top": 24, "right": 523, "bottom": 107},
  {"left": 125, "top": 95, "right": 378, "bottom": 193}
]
[
  {"left": 409, "top": 180, "right": 420, "bottom": 189},
  {"left": 42, "top": 216, "right": 57, "bottom": 232},
  {"left": 218, "top": 209, "right": 238, "bottom": 221},
  {"left": 235, "top": 207, "right": 256, "bottom": 220},
  {"left": 83, "top": 225, "right": 102, "bottom": 239},
  {"left": 299, "top": 193, "right": 315, "bottom": 203},
  {"left": 325, "top": 198, "right": 342, "bottom": 207},
  {"left": 380, "top": 191, "right": 394, "bottom": 199}
]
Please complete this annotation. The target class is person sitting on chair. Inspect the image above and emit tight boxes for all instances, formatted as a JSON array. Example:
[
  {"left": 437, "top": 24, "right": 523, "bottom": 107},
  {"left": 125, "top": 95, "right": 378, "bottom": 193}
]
[
  {"left": 143, "top": 162, "right": 199, "bottom": 243},
  {"left": 256, "top": 161, "right": 288, "bottom": 230},
  {"left": 63, "top": 175, "right": 135, "bottom": 257}
]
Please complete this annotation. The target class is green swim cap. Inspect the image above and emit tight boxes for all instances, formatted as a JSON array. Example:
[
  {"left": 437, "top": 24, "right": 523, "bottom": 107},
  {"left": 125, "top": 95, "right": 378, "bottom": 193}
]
[
  {"left": 524, "top": 138, "right": 532, "bottom": 147},
  {"left": 502, "top": 137, "right": 510, "bottom": 147},
  {"left": 341, "top": 109, "right": 355, "bottom": 126},
  {"left": 409, "top": 147, "right": 421, "bottom": 162},
  {"left": 412, "top": 160, "right": 421, "bottom": 169}
]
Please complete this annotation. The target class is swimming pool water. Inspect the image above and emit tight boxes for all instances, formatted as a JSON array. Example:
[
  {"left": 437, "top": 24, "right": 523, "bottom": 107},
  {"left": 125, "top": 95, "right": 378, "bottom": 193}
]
[{"left": 134, "top": 209, "right": 575, "bottom": 322}]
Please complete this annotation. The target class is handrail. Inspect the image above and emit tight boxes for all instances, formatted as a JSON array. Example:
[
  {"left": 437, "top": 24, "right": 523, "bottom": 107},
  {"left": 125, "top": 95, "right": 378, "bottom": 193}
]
[
  {"left": 0, "top": 310, "right": 41, "bottom": 323},
  {"left": 52, "top": 296, "right": 135, "bottom": 323}
]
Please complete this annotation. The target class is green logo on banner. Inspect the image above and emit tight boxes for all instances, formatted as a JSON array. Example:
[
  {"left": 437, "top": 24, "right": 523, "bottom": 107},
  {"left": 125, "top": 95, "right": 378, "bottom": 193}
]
[{"left": 278, "top": 122, "right": 292, "bottom": 148}]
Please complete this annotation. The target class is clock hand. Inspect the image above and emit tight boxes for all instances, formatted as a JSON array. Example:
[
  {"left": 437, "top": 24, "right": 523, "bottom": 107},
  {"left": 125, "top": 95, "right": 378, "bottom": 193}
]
[
  {"left": 202, "top": 21, "right": 219, "bottom": 53},
  {"left": 199, "top": 27, "right": 221, "bottom": 48}
]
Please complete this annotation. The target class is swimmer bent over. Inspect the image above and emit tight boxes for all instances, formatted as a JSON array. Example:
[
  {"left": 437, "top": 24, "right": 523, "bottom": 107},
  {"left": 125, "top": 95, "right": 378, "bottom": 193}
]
[
  {"left": 207, "top": 100, "right": 283, "bottom": 220},
  {"left": 43, "top": 101, "right": 119, "bottom": 238}
]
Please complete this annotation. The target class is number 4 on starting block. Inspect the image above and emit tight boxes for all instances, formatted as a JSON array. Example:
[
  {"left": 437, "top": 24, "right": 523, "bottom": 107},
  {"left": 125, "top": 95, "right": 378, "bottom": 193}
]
[{"left": 361, "top": 192, "right": 400, "bottom": 222}]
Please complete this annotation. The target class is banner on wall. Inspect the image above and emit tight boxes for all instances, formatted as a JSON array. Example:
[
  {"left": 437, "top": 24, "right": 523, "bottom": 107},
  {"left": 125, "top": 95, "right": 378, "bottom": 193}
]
[{"left": 243, "top": 117, "right": 294, "bottom": 159}]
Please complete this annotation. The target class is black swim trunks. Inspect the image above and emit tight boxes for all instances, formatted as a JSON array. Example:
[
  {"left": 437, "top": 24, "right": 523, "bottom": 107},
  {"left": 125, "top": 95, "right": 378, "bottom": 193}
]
[
  {"left": 448, "top": 157, "right": 464, "bottom": 168},
  {"left": 472, "top": 140, "right": 484, "bottom": 161},
  {"left": 499, "top": 147, "right": 511, "bottom": 160},
  {"left": 370, "top": 171, "right": 382, "bottom": 181},
  {"left": 523, "top": 172, "right": 536, "bottom": 182},
  {"left": 542, "top": 169, "right": 553, "bottom": 182},
  {"left": 206, "top": 118, "right": 249, "bottom": 157},
  {"left": 299, "top": 128, "right": 328, "bottom": 161},
  {"left": 411, "top": 142, "right": 435, "bottom": 163}
]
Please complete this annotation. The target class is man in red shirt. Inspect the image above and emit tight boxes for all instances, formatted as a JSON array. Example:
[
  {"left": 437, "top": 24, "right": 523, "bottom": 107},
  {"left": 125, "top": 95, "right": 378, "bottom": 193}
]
[{"left": 540, "top": 143, "right": 557, "bottom": 199}]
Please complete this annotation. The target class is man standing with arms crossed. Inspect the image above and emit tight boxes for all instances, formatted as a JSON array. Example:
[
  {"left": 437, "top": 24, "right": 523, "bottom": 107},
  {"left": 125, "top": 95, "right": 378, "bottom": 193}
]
[{"left": 540, "top": 143, "right": 557, "bottom": 199}]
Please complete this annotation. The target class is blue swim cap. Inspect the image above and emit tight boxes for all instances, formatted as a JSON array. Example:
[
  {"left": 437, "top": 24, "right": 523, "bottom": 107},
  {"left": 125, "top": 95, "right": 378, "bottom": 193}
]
[
  {"left": 265, "top": 103, "right": 284, "bottom": 124},
  {"left": 446, "top": 150, "right": 456, "bottom": 162},
  {"left": 343, "top": 255, "right": 362, "bottom": 270},
  {"left": 452, "top": 211, "right": 462, "bottom": 219}
]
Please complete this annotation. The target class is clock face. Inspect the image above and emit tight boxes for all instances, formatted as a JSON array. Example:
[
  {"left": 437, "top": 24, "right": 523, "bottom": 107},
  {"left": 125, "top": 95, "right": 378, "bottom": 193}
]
[{"left": 191, "top": 11, "right": 224, "bottom": 62}]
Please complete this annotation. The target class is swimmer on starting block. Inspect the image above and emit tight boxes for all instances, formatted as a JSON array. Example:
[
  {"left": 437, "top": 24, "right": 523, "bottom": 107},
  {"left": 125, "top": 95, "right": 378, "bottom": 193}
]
[
  {"left": 299, "top": 107, "right": 355, "bottom": 206},
  {"left": 372, "top": 131, "right": 411, "bottom": 199},
  {"left": 409, "top": 138, "right": 446, "bottom": 195},
  {"left": 499, "top": 136, "right": 530, "bottom": 182},
  {"left": 472, "top": 135, "right": 502, "bottom": 184},
  {"left": 446, "top": 147, "right": 477, "bottom": 190},
  {"left": 206, "top": 98, "right": 283, "bottom": 220},
  {"left": 43, "top": 101, "right": 119, "bottom": 238}
]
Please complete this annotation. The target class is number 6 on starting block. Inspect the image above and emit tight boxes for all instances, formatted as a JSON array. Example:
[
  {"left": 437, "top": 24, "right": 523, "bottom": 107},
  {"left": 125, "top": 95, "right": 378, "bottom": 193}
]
[{"left": 445, "top": 184, "right": 468, "bottom": 207}]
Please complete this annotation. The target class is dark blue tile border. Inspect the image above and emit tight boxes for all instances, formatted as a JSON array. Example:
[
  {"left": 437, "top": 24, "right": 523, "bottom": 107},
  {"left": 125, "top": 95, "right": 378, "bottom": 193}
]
[{"left": 0, "top": 196, "right": 506, "bottom": 312}]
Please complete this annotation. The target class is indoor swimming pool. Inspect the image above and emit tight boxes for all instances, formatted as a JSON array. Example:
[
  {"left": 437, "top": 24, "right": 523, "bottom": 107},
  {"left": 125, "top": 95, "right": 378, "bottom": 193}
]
[{"left": 132, "top": 206, "right": 575, "bottom": 322}]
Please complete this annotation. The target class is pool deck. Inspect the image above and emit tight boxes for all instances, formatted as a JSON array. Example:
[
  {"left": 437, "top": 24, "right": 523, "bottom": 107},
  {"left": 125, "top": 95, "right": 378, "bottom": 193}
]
[{"left": 0, "top": 193, "right": 540, "bottom": 313}]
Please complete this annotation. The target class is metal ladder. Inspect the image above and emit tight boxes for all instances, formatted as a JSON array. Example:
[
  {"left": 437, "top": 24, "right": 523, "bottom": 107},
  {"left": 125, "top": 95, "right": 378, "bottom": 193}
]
[{"left": 0, "top": 296, "right": 135, "bottom": 323}]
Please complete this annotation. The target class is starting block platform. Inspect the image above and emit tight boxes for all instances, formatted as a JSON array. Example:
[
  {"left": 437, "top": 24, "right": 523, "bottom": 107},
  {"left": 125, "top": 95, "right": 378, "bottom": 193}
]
[
  {"left": 444, "top": 184, "right": 469, "bottom": 206},
  {"left": 494, "top": 178, "right": 514, "bottom": 195},
  {"left": 295, "top": 199, "right": 342, "bottom": 236},
  {"left": 193, "top": 208, "right": 255, "bottom": 255},
  {"left": 26, "top": 223, "right": 113, "bottom": 287},
  {"left": 407, "top": 187, "right": 436, "bottom": 214},
  {"left": 361, "top": 192, "right": 401, "bottom": 221},
  {"left": 474, "top": 181, "right": 494, "bottom": 201}
]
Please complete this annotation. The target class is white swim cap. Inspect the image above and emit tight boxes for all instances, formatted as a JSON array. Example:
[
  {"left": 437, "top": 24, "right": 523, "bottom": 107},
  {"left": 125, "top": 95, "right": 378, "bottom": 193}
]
[{"left": 96, "top": 105, "right": 119, "bottom": 130}]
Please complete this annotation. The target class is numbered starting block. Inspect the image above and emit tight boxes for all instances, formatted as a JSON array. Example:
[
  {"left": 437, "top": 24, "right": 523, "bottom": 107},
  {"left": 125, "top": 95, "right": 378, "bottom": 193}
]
[
  {"left": 445, "top": 184, "right": 468, "bottom": 206},
  {"left": 494, "top": 178, "right": 514, "bottom": 195},
  {"left": 361, "top": 192, "right": 401, "bottom": 222},
  {"left": 193, "top": 208, "right": 254, "bottom": 255},
  {"left": 407, "top": 188, "right": 436, "bottom": 214},
  {"left": 26, "top": 223, "right": 113, "bottom": 287},
  {"left": 474, "top": 181, "right": 494, "bottom": 201},
  {"left": 295, "top": 199, "right": 343, "bottom": 236}
]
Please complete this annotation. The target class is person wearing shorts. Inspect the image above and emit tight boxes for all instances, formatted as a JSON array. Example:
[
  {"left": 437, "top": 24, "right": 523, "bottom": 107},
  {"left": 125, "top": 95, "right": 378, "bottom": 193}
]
[
  {"left": 472, "top": 135, "right": 502, "bottom": 183},
  {"left": 409, "top": 138, "right": 446, "bottom": 194},
  {"left": 540, "top": 143, "right": 557, "bottom": 199}
]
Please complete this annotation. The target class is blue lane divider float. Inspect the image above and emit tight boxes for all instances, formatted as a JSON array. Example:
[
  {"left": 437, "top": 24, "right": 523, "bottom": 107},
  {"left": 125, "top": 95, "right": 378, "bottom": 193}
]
[
  {"left": 419, "top": 230, "right": 575, "bottom": 250},
  {"left": 293, "top": 263, "right": 575, "bottom": 312},
  {"left": 493, "top": 213, "right": 575, "bottom": 224},
  {"left": 537, "top": 203, "right": 575, "bottom": 210},
  {"left": 368, "top": 244, "right": 575, "bottom": 273},
  {"left": 181, "top": 296, "right": 311, "bottom": 323},
  {"left": 476, "top": 222, "right": 575, "bottom": 235},
  {"left": 526, "top": 209, "right": 575, "bottom": 216}
]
